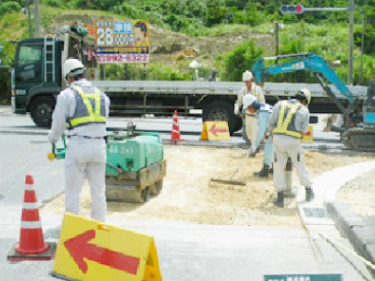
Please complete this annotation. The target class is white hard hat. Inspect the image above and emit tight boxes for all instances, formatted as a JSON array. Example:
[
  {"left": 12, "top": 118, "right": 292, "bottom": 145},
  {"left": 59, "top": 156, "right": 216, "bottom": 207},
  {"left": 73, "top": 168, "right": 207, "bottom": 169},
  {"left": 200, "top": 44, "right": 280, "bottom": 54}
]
[
  {"left": 243, "top": 94, "right": 257, "bottom": 109},
  {"left": 242, "top": 70, "right": 253, "bottom": 81},
  {"left": 63, "top": 58, "right": 84, "bottom": 78},
  {"left": 296, "top": 88, "right": 311, "bottom": 105}
]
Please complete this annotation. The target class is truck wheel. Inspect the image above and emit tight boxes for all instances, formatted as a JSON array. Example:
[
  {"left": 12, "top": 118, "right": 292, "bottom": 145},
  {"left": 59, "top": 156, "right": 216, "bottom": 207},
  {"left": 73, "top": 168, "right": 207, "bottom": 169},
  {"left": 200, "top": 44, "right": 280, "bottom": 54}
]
[
  {"left": 30, "top": 96, "right": 55, "bottom": 128},
  {"left": 202, "top": 100, "right": 242, "bottom": 135}
]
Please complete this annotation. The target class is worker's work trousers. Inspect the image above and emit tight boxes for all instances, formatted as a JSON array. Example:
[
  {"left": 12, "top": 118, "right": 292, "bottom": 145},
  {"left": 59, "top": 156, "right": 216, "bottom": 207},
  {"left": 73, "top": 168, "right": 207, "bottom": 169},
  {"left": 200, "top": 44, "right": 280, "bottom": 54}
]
[
  {"left": 65, "top": 137, "right": 107, "bottom": 222},
  {"left": 245, "top": 114, "right": 257, "bottom": 144},
  {"left": 272, "top": 135, "right": 313, "bottom": 191},
  {"left": 264, "top": 137, "right": 273, "bottom": 166}
]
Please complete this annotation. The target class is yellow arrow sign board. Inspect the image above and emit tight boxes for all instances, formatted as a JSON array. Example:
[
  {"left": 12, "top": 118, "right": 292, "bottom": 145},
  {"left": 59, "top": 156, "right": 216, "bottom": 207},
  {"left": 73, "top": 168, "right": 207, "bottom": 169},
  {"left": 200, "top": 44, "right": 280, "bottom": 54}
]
[
  {"left": 52, "top": 213, "right": 162, "bottom": 281},
  {"left": 200, "top": 121, "right": 230, "bottom": 140}
]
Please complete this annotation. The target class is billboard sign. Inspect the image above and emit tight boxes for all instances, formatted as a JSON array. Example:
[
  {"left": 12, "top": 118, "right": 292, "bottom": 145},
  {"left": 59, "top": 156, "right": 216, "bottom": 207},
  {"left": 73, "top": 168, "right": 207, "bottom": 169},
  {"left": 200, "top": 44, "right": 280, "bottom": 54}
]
[{"left": 95, "top": 20, "right": 150, "bottom": 64}]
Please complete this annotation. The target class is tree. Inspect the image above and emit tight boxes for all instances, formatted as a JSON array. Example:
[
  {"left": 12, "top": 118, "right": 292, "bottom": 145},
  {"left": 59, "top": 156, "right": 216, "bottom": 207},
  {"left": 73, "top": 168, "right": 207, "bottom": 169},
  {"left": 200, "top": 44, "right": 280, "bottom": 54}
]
[{"left": 224, "top": 39, "right": 264, "bottom": 81}]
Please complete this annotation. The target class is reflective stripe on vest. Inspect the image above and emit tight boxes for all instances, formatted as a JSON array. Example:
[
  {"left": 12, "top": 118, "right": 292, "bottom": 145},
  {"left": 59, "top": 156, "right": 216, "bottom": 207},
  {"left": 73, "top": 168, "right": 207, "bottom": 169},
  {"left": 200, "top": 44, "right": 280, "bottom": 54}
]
[
  {"left": 67, "top": 85, "right": 106, "bottom": 129},
  {"left": 273, "top": 100, "right": 302, "bottom": 138}
]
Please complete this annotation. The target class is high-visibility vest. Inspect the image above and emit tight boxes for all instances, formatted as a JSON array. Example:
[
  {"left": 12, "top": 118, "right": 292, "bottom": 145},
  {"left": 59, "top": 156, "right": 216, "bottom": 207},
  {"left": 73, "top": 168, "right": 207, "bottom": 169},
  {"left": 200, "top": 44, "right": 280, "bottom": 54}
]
[
  {"left": 67, "top": 85, "right": 106, "bottom": 129},
  {"left": 272, "top": 100, "right": 302, "bottom": 138}
]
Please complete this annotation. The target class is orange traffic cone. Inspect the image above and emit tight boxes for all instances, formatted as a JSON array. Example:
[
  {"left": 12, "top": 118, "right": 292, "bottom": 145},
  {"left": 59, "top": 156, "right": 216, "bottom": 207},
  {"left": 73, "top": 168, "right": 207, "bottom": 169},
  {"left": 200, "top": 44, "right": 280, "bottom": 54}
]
[
  {"left": 7, "top": 174, "right": 56, "bottom": 261},
  {"left": 171, "top": 110, "right": 184, "bottom": 143}
]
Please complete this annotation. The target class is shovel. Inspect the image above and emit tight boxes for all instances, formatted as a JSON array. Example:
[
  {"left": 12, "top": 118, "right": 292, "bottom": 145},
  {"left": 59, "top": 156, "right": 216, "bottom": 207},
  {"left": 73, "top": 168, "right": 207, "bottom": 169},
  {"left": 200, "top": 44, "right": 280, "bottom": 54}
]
[{"left": 210, "top": 153, "right": 249, "bottom": 186}]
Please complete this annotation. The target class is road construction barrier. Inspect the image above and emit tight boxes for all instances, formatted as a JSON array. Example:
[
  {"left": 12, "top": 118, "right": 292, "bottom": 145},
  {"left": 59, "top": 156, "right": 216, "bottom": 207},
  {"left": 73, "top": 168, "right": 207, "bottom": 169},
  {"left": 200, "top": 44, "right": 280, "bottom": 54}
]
[
  {"left": 200, "top": 121, "right": 230, "bottom": 140},
  {"left": 7, "top": 174, "right": 56, "bottom": 261},
  {"left": 302, "top": 125, "right": 313, "bottom": 143},
  {"left": 171, "top": 110, "right": 184, "bottom": 143},
  {"left": 52, "top": 213, "right": 162, "bottom": 281}
]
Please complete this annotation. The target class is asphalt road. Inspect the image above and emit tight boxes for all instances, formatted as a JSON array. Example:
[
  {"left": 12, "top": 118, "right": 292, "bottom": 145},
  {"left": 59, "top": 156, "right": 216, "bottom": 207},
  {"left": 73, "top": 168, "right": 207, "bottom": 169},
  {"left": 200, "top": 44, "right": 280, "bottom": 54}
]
[{"left": 0, "top": 110, "right": 374, "bottom": 281}]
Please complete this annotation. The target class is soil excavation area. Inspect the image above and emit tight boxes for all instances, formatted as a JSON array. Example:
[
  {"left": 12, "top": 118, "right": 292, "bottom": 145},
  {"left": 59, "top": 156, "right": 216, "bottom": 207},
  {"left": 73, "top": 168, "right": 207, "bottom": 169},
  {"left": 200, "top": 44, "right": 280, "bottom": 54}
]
[{"left": 41, "top": 146, "right": 375, "bottom": 227}]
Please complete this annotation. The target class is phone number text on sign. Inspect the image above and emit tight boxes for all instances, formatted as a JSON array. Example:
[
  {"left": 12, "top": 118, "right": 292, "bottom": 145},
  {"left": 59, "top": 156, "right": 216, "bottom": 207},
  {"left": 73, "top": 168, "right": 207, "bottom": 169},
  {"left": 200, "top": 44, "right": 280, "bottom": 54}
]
[{"left": 97, "top": 54, "right": 149, "bottom": 64}]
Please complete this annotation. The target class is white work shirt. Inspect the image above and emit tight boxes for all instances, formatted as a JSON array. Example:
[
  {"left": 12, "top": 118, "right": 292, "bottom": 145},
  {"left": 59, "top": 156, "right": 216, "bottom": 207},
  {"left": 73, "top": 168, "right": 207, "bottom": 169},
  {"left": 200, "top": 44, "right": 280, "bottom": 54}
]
[
  {"left": 48, "top": 79, "right": 110, "bottom": 143},
  {"left": 235, "top": 83, "right": 265, "bottom": 109}
]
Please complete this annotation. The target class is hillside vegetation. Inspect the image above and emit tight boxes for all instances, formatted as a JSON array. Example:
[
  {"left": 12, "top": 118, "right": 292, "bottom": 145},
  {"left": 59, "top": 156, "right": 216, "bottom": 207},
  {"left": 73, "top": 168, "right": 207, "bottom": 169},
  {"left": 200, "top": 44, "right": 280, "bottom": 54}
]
[{"left": 0, "top": 0, "right": 375, "bottom": 102}]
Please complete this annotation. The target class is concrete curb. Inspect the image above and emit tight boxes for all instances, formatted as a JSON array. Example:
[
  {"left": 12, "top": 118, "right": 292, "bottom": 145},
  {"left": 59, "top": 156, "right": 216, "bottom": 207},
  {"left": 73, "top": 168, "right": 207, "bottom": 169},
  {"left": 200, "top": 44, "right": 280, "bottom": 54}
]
[{"left": 326, "top": 201, "right": 375, "bottom": 272}]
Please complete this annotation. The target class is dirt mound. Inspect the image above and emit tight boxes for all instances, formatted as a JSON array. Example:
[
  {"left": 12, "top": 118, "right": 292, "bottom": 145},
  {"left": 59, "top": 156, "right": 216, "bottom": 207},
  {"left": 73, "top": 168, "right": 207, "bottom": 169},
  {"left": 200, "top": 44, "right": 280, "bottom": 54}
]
[
  {"left": 40, "top": 146, "right": 375, "bottom": 227},
  {"left": 43, "top": 14, "right": 275, "bottom": 67}
]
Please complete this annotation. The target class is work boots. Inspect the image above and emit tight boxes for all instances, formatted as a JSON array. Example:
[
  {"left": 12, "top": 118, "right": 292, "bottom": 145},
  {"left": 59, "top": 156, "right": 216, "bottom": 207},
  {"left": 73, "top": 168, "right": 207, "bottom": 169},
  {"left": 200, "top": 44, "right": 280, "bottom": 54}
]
[
  {"left": 254, "top": 164, "right": 270, "bottom": 178},
  {"left": 273, "top": 191, "right": 284, "bottom": 208},
  {"left": 305, "top": 187, "right": 315, "bottom": 202}
]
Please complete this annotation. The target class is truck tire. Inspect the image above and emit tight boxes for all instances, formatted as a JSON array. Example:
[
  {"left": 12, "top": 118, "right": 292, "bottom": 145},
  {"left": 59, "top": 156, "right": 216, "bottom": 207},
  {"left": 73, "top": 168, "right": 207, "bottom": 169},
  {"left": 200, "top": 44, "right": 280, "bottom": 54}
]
[
  {"left": 30, "top": 96, "right": 55, "bottom": 128},
  {"left": 202, "top": 100, "right": 242, "bottom": 135}
]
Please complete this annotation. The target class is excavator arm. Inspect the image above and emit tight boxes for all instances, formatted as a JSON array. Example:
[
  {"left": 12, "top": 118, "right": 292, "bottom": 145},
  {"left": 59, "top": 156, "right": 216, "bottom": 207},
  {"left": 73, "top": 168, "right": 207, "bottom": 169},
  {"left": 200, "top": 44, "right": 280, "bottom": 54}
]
[
  {"left": 252, "top": 53, "right": 363, "bottom": 127},
  {"left": 252, "top": 53, "right": 375, "bottom": 151}
]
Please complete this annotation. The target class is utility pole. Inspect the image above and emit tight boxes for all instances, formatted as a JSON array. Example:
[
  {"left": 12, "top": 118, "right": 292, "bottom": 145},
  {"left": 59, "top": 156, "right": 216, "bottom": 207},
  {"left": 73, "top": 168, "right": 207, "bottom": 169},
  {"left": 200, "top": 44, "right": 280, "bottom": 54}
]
[
  {"left": 34, "top": 0, "right": 40, "bottom": 37},
  {"left": 359, "top": 12, "right": 365, "bottom": 85},
  {"left": 26, "top": 0, "right": 33, "bottom": 37},
  {"left": 348, "top": 0, "right": 355, "bottom": 85},
  {"left": 280, "top": 3, "right": 356, "bottom": 85},
  {"left": 275, "top": 22, "right": 279, "bottom": 57}
]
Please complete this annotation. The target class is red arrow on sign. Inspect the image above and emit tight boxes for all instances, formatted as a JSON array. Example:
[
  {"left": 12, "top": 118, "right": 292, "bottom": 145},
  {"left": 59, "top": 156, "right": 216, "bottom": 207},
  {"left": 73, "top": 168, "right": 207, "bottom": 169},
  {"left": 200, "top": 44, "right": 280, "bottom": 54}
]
[
  {"left": 209, "top": 124, "right": 228, "bottom": 136},
  {"left": 64, "top": 229, "right": 140, "bottom": 275}
]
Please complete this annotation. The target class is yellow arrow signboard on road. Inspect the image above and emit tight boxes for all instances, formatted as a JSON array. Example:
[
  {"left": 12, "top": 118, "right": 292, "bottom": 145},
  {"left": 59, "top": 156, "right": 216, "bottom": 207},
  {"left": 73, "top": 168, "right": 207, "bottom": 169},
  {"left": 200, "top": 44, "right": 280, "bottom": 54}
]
[
  {"left": 200, "top": 121, "right": 231, "bottom": 140},
  {"left": 52, "top": 213, "right": 162, "bottom": 281}
]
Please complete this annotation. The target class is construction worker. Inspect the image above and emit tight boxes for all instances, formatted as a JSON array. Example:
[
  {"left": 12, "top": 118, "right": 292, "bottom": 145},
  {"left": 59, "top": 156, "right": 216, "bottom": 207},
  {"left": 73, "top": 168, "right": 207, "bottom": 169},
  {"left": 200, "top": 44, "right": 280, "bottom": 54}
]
[
  {"left": 269, "top": 88, "right": 314, "bottom": 208},
  {"left": 48, "top": 58, "right": 110, "bottom": 222},
  {"left": 242, "top": 94, "right": 273, "bottom": 178},
  {"left": 234, "top": 70, "right": 265, "bottom": 146}
]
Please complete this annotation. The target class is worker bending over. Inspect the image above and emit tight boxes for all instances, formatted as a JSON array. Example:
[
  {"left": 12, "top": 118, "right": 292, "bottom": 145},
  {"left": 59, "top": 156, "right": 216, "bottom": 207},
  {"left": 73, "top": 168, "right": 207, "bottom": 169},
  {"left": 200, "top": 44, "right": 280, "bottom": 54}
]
[
  {"left": 48, "top": 58, "right": 110, "bottom": 222},
  {"left": 269, "top": 89, "right": 314, "bottom": 208},
  {"left": 242, "top": 94, "right": 273, "bottom": 178},
  {"left": 234, "top": 70, "right": 265, "bottom": 145}
]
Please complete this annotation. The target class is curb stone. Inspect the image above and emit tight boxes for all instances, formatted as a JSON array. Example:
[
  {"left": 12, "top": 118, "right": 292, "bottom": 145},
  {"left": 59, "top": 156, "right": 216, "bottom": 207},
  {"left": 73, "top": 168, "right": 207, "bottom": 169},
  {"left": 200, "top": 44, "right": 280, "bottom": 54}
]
[{"left": 326, "top": 201, "right": 375, "bottom": 275}]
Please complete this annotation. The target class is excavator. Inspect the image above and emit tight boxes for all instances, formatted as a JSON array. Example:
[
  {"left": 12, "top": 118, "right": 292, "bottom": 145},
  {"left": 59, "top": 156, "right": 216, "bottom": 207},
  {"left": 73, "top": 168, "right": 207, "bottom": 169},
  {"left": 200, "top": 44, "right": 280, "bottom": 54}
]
[{"left": 251, "top": 52, "right": 375, "bottom": 151}]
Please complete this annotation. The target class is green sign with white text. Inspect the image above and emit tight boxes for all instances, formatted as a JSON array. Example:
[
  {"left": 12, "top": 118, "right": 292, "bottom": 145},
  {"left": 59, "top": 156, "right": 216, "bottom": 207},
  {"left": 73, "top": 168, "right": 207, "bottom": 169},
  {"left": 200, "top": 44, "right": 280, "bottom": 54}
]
[{"left": 264, "top": 274, "right": 342, "bottom": 281}]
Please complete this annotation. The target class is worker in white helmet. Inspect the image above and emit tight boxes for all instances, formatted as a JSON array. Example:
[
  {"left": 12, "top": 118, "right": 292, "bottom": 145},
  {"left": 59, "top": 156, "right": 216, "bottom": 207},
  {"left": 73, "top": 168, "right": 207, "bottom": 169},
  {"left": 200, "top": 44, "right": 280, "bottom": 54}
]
[
  {"left": 242, "top": 94, "right": 273, "bottom": 178},
  {"left": 268, "top": 88, "right": 314, "bottom": 208},
  {"left": 48, "top": 58, "right": 110, "bottom": 222},
  {"left": 234, "top": 70, "right": 265, "bottom": 147}
]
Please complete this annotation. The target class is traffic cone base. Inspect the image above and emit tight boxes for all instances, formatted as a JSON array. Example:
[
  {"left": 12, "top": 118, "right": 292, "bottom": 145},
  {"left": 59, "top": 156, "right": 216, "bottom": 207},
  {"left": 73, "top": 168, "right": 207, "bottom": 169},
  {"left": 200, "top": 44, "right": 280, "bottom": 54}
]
[
  {"left": 7, "top": 242, "right": 56, "bottom": 261},
  {"left": 7, "top": 174, "right": 56, "bottom": 261}
]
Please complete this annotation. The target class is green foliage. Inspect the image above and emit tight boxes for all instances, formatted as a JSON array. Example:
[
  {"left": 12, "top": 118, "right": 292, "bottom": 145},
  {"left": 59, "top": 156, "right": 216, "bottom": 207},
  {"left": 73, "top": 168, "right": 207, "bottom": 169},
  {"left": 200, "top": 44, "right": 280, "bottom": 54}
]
[
  {"left": 223, "top": 39, "right": 264, "bottom": 81},
  {"left": 0, "top": 0, "right": 375, "bottom": 86},
  {"left": 41, "top": 0, "right": 62, "bottom": 8},
  {"left": 0, "top": 1, "right": 21, "bottom": 16}
]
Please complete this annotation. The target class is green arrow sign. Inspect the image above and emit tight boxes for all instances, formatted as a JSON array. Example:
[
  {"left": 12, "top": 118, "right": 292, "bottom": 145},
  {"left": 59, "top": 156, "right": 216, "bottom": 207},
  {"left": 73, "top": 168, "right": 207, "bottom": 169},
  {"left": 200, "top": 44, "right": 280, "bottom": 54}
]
[{"left": 264, "top": 274, "right": 342, "bottom": 281}]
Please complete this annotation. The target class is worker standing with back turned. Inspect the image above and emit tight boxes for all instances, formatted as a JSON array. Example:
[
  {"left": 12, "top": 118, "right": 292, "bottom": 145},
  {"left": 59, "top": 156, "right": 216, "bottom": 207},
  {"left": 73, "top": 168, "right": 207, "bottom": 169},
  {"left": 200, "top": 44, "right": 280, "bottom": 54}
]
[
  {"left": 48, "top": 58, "right": 110, "bottom": 222},
  {"left": 242, "top": 94, "right": 273, "bottom": 178},
  {"left": 234, "top": 70, "right": 265, "bottom": 146},
  {"left": 269, "top": 88, "right": 314, "bottom": 208}
]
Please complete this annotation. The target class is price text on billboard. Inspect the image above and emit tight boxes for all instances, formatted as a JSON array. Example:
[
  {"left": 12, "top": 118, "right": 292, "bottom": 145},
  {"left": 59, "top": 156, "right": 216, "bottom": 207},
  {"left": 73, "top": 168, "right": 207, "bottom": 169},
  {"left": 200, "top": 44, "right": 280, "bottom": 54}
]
[{"left": 95, "top": 20, "right": 150, "bottom": 64}]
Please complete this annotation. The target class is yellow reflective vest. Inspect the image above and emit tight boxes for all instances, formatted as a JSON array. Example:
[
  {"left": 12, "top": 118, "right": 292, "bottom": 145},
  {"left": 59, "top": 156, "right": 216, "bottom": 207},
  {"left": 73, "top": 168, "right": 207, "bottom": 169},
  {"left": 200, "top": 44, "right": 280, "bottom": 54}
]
[
  {"left": 67, "top": 85, "right": 107, "bottom": 129},
  {"left": 272, "top": 100, "right": 302, "bottom": 138}
]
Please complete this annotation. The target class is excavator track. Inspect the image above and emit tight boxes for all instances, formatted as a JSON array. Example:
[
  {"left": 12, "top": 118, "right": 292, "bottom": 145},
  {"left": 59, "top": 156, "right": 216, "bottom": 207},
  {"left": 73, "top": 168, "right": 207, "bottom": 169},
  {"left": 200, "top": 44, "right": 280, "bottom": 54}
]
[{"left": 342, "top": 127, "right": 375, "bottom": 151}]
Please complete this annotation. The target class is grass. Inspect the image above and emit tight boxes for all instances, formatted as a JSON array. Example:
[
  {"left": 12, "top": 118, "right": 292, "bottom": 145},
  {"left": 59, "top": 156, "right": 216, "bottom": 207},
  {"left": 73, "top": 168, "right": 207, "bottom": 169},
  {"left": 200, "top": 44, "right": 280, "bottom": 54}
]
[{"left": 0, "top": 4, "right": 373, "bottom": 83}]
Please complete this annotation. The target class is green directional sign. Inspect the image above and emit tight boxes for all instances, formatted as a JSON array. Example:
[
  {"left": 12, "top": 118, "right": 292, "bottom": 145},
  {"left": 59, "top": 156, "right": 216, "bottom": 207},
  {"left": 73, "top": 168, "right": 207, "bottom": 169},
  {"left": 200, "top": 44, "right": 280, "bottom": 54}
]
[{"left": 264, "top": 274, "right": 343, "bottom": 281}]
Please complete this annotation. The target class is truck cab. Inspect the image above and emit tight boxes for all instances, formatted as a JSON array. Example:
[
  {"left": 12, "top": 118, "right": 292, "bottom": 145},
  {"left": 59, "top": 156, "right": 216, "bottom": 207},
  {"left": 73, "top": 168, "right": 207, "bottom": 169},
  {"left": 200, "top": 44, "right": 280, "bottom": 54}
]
[{"left": 12, "top": 37, "right": 62, "bottom": 127}]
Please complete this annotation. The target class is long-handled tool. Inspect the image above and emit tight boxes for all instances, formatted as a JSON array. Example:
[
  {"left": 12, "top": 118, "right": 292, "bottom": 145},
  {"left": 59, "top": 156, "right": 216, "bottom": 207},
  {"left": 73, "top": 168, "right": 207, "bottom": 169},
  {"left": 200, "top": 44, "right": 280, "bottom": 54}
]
[{"left": 209, "top": 153, "right": 249, "bottom": 186}]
